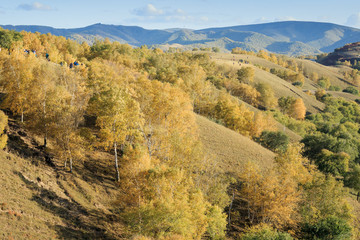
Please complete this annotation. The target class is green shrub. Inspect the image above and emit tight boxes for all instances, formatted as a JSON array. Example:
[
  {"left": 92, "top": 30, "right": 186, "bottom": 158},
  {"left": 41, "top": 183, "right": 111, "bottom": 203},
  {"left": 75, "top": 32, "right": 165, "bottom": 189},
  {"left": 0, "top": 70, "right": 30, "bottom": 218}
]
[
  {"left": 258, "top": 131, "right": 289, "bottom": 153},
  {"left": 302, "top": 216, "right": 352, "bottom": 240},
  {"left": 343, "top": 86, "right": 359, "bottom": 95},
  {"left": 241, "top": 224, "right": 293, "bottom": 240},
  {"left": 292, "top": 81, "right": 303, "bottom": 87},
  {"left": 328, "top": 85, "right": 341, "bottom": 91}
]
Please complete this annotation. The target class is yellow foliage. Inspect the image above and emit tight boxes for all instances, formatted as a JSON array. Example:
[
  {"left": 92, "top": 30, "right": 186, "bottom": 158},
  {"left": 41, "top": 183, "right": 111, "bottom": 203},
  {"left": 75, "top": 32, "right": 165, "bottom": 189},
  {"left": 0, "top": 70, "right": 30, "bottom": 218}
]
[
  {"left": 250, "top": 112, "right": 277, "bottom": 138},
  {"left": 0, "top": 111, "right": 8, "bottom": 149},
  {"left": 289, "top": 98, "right": 306, "bottom": 120},
  {"left": 237, "top": 160, "right": 301, "bottom": 230},
  {"left": 121, "top": 166, "right": 209, "bottom": 239}
]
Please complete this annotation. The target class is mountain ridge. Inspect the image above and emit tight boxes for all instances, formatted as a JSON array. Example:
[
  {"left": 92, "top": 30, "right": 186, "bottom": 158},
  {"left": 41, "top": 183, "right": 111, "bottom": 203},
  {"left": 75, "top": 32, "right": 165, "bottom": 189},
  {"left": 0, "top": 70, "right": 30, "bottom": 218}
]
[{"left": 2, "top": 21, "right": 360, "bottom": 55}]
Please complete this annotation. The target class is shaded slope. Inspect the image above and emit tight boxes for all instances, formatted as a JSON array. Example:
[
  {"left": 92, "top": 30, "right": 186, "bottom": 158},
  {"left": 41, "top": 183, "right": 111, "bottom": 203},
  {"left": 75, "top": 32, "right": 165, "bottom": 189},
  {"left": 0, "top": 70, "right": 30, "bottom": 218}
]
[
  {"left": 0, "top": 120, "right": 125, "bottom": 239},
  {"left": 319, "top": 42, "right": 360, "bottom": 66}
]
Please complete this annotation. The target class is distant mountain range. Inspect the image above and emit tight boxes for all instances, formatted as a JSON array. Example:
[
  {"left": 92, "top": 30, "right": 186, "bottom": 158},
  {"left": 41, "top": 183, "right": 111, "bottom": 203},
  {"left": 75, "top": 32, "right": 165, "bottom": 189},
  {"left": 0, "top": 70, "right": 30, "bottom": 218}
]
[{"left": 2, "top": 21, "right": 360, "bottom": 56}]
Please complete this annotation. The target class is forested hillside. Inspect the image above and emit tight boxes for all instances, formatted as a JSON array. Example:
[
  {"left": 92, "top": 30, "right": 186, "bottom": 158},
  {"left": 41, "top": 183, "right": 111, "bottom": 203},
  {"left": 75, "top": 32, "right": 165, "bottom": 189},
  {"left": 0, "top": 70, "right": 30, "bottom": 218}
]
[{"left": 1, "top": 28, "right": 360, "bottom": 239}]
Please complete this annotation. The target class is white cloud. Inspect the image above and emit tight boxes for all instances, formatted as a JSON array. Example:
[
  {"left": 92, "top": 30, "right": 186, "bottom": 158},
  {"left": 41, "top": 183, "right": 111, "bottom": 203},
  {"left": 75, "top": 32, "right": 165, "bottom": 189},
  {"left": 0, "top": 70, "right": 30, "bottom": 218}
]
[
  {"left": 133, "top": 4, "right": 163, "bottom": 16},
  {"left": 130, "top": 4, "right": 209, "bottom": 26},
  {"left": 346, "top": 13, "right": 360, "bottom": 28},
  {"left": 17, "top": 2, "right": 54, "bottom": 11},
  {"left": 253, "top": 17, "right": 270, "bottom": 24}
]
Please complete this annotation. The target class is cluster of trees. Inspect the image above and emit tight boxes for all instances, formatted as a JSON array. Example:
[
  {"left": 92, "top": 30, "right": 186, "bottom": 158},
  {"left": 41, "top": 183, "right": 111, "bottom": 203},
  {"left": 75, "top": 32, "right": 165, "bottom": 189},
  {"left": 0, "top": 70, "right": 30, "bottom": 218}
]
[
  {"left": 0, "top": 29, "right": 231, "bottom": 239},
  {"left": 278, "top": 96, "right": 306, "bottom": 120},
  {"left": 343, "top": 69, "right": 360, "bottom": 86},
  {"left": 142, "top": 50, "right": 278, "bottom": 138},
  {"left": 269, "top": 68, "right": 305, "bottom": 86},
  {"left": 229, "top": 144, "right": 353, "bottom": 239},
  {"left": 302, "top": 98, "right": 360, "bottom": 178},
  {"left": 0, "top": 28, "right": 23, "bottom": 50}
]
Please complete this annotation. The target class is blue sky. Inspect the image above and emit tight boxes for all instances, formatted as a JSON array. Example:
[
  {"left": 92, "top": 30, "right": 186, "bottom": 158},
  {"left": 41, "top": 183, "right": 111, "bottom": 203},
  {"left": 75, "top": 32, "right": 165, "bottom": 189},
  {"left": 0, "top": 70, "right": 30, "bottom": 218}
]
[{"left": 1, "top": 0, "right": 360, "bottom": 29}]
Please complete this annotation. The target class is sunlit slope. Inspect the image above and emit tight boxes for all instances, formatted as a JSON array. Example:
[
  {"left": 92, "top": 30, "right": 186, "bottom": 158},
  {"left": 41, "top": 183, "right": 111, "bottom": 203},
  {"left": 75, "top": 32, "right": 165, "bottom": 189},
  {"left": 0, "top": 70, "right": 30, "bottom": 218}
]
[
  {"left": 196, "top": 115, "right": 275, "bottom": 172},
  {"left": 212, "top": 53, "right": 325, "bottom": 113},
  {"left": 293, "top": 58, "right": 352, "bottom": 88},
  {"left": 328, "top": 91, "right": 360, "bottom": 102}
]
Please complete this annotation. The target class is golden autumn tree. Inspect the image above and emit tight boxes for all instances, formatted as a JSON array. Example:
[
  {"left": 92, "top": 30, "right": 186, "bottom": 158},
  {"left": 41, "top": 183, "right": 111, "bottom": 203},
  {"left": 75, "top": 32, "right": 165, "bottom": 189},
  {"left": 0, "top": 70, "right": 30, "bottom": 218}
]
[
  {"left": 22, "top": 31, "right": 45, "bottom": 56},
  {"left": 237, "top": 67, "right": 255, "bottom": 84},
  {"left": 224, "top": 80, "right": 260, "bottom": 107},
  {"left": 87, "top": 60, "right": 142, "bottom": 181},
  {"left": 0, "top": 50, "right": 37, "bottom": 122},
  {"left": 214, "top": 93, "right": 254, "bottom": 136},
  {"left": 289, "top": 98, "right": 306, "bottom": 120},
  {"left": 134, "top": 76, "right": 199, "bottom": 168},
  {"left": 51, "top": 67, "right": 89, "bottom": 172},
  {"left": 233, "top": 160, "right": 302, "bottom": 233},
  {"left": 26, "top": 61, "right": 58, "bottom": 147},
  {"left": 121, "top": 166, "right": 210, "bottom": 239},
  {"left": 255, "top": 83, "right": 278, "bottom": 110},
  {"left": 250, "top": 112, "right": 277, "bottom": 138},
  {"left": 96, "top": 86, "right": 142, "bottom": 182}
]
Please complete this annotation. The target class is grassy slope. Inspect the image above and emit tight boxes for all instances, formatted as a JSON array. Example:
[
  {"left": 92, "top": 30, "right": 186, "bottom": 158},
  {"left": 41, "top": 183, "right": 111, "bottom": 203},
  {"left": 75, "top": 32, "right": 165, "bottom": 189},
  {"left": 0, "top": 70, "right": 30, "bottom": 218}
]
[
  {"left": 212, "top": 53, "right": 351, "bottom": 89},
  {"left": 196, "top": 115, "right": 275, "bottom": 172},
  {"left": 328, "top": 91, "right": 360, "bottom": 102},
  {"left": 211, "top": 53, "right": 325, "bottom": 114},
  {"left": 294, "top": 58, "right": 352, "bottom": 88},
  {"left": 1, "top": 123, "right": 125, "bottom": 239},
  {"left": 0, "top": 150, "right": 63, "bottom": 239}
]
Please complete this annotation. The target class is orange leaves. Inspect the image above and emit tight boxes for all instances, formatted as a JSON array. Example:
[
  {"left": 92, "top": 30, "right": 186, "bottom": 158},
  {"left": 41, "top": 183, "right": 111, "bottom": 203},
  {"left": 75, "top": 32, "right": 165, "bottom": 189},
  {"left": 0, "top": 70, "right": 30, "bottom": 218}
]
[
  {"left": 289, "top": 98, "right": 306, "bottom": 120},
  {"left": 237, "top": 160, "right": 301, "bottom": 230}
]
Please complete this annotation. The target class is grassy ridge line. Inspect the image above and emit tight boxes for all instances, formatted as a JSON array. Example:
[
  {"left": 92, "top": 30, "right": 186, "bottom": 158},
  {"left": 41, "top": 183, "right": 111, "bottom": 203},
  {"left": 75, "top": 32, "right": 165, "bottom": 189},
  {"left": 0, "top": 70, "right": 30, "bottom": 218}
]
[{"left": 196, "top": 114, "right": 275, "bottom": 172}]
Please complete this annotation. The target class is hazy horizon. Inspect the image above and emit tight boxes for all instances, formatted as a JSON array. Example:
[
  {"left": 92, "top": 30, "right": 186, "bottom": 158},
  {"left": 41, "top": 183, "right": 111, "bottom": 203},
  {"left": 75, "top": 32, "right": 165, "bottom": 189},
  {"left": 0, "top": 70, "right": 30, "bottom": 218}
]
[
  {"left": 1, "top": 0, "right": 360, "bottom": 30},
  {"left": 2, "top": 20, "right": 360, "bottom": 31}
]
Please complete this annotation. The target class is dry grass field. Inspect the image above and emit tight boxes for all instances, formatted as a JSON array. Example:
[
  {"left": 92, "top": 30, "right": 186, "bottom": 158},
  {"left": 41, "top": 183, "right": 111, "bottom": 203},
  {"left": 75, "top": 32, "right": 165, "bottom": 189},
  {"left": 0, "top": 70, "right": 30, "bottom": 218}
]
[
  {"left": 328, "top": 91, "right": 360, "bottom": 102},
  {"left": 196, "top": 115, "right": 275, "bottom": 173}
]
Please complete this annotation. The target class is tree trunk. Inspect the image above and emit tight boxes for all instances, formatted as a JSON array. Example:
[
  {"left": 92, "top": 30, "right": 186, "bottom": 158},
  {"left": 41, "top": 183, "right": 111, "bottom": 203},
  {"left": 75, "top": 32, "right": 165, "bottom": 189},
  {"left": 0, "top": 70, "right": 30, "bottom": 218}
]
[
  {"left": 69, "top": 157, "right": 73, "bottom": 173},
  {"left": 228, "top": 191, "right": 235, "bottom": 227},
  {"left": 114, "top": 141, "right": 120, "bottom": 182},
  {"left": 69, "top": 149, "right": 73, "bottom": 173},
  {"left": 43, "top": 99, "right": 47, "bottom": 148},
  {"left": 21, "top": 111, "right": 24, "bottom": 123},
  {"left": 44, "top": 135, "right": 47, "bottom": 148}
]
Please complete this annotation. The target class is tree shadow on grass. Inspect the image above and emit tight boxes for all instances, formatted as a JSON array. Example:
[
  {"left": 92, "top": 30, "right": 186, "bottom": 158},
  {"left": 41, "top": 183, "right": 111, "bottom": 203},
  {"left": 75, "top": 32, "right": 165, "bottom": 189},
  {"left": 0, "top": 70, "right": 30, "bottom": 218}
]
[{"left": 14, "top": 170, "right": 123, "bottom": 240}]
